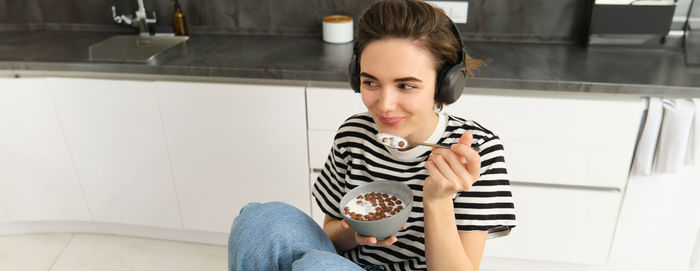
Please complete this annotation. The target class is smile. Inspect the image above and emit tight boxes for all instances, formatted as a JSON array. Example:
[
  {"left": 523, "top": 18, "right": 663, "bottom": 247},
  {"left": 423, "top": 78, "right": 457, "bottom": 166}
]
[{"left": 378, "top": 116, "right": 405, "bottom": 126}]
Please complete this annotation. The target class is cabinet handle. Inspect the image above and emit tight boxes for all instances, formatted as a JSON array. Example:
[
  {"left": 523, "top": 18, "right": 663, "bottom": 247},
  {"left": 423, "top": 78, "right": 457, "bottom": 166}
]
[
  {"left": 510, "top": 180, "right": 621, "bottom": 192},
  {"left": 310, "top": 169, "right": 621, "bottom": 192}
]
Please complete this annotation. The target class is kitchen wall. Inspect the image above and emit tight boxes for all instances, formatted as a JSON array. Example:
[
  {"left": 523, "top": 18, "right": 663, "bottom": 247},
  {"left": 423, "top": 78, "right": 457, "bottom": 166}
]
[{"left": 0, "top": 0, "right": 592, "bottom": 43}]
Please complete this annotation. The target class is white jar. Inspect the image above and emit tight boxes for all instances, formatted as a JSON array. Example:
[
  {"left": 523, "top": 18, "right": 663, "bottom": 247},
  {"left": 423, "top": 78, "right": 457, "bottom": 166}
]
[{"left": 322, "top": 15, "right": 353, "bottom": 44}]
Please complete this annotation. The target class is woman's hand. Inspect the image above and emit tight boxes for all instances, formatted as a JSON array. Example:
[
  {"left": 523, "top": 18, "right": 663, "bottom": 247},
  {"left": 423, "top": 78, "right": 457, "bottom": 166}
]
[
  {"left": 340, "top": 220, "right": 406, "bottom": 246},
  {"left": 423, "top": 131, "right": 481, "bottom": 200}
]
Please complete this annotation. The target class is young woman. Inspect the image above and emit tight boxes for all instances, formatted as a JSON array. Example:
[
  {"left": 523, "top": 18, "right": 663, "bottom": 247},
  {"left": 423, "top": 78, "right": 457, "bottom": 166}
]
[{"left": 229, "top": 1, "right": 516, "bottom": 270}]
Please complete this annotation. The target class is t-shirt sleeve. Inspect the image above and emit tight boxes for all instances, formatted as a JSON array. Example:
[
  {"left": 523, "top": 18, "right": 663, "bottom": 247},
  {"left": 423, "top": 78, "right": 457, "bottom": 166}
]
[
  {"left": 454, "top": 135, "right": 517, "bottom": 239},
  {"left": 312, "top": 136, "right": 350, "bottom": 220}
]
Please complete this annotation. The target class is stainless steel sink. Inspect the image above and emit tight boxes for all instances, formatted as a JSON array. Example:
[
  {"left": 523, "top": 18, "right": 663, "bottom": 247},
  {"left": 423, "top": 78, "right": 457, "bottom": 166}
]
[{"left": 89, "top": 35, "right": 188, "bottom": 62}]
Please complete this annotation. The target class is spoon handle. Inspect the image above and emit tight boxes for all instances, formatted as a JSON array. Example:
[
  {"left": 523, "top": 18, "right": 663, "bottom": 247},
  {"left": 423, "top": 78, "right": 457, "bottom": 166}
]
[
  {"left": 415, "top": 142, "right": 481, "bottom": 152},
  {"left": 415, "top": 143, "right": 451, "bottom": 149}
]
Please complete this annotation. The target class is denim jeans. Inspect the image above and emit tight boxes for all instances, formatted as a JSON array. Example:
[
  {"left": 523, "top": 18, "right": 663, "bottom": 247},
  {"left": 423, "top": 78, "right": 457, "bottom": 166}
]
[{"left": 228, "top": 202, "right": 369, "bottom": 271}]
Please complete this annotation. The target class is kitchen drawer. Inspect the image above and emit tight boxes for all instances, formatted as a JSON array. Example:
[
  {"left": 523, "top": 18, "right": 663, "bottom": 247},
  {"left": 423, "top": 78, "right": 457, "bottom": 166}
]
[
  {"left": 505, "top": 140, "right": 634, "bottom": 189},
  {"left": 483, "top": 183, "right": 622, "bottom": 265},
  {"left": 308, "top": 130, "right": 336, "bottom": 169},
  {"left": 306, "top": 87, "right": 367, "bottom": 131},
  {"left": 446, "top": 93, "right": 643, "bottom": 189}
]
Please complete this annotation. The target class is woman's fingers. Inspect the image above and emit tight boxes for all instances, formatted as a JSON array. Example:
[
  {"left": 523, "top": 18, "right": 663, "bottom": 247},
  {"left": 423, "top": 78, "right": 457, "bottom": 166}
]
[
  {"left": 424, "top": 159, "right": 445, "bottom": 182},
  {"left": 347, "top": 222, "right": 403, "bottom": 246},
  {"left": 429, "top": 152, "right": 462, "bottom": 190},
  {"left": 430, "top": 147, "right": 477, "bottom": 191},
  {"left": 376, "top": 235, "right": 398, "bottom": 246},
  {"left": 443, "top": 151, "right": 470, "bottom": 180},
  {"left": 441, "top": 150, "right": 474, "bottom": 189},
  {"left": 356, "top": 233, "right": 377, "bottom": 245},
  {"left": 450, "top": 143, "right": 480, "bottom": 181},
  {"left": 457, "top": 131, "right": 474, "bottom": 146}
]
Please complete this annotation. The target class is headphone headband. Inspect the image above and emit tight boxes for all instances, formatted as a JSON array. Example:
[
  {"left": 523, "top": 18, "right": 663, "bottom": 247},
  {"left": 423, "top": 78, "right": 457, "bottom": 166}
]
[{"left": 449, "top": 21, "right": 466, "bottom": 67}]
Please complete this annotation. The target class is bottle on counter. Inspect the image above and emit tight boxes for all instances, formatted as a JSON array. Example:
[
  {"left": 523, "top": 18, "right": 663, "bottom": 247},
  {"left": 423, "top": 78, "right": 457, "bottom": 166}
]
[{"left": 173, "top": 0, "right": 188, "bottom": 36}]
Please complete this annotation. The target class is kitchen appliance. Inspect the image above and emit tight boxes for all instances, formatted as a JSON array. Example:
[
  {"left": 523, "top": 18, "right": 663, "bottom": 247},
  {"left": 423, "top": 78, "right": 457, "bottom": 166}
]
[{"left": 588, "top": 0, "right": 676, "bottom": 47}]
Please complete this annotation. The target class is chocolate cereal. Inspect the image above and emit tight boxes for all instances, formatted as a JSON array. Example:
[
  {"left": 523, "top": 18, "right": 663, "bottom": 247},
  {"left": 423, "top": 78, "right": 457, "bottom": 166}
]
[{"left": 344, "top": 192, "right": 405, "bottom": 221}]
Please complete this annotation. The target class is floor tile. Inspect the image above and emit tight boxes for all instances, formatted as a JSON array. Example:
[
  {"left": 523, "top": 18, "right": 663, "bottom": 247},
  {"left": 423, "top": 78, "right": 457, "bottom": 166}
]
[
  {"left": 0, "top": 233, "right": 73, "bottom": 271},
  {"left": 49, "top": 234, "right": 227, "bottom": 271}
]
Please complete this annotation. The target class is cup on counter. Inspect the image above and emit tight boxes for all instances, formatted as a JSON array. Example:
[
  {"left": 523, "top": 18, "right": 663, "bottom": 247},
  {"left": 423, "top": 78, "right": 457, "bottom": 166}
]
[{"left": 322, "top": 15, "right": 353, "bottom": 44}]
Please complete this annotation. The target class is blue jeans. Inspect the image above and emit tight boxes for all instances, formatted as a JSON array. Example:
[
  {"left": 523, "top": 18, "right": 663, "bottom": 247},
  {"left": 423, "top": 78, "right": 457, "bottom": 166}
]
[{"left": 228, "top": 202, "right": 367, "bottom": 271}]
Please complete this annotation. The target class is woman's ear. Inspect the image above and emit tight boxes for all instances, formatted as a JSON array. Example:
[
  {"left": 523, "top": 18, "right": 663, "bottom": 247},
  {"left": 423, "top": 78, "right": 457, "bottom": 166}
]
[{"left": 434, "top": 102, "right": 444, "bottom": 112}]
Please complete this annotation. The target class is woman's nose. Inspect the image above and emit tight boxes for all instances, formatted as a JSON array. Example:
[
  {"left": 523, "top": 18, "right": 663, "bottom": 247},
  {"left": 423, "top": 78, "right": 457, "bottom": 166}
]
[{"left": 377, "top": 88, "right": 397, "bottom": 112}]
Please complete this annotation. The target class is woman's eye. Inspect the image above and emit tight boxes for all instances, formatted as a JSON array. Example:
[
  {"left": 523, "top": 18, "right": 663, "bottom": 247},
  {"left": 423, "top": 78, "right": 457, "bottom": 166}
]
[
  {"left": 362, "top": 80, "right": 377, "bottom": 87},
  {"left": 398, "top": 83, "right": 416, "bottom": 90}
]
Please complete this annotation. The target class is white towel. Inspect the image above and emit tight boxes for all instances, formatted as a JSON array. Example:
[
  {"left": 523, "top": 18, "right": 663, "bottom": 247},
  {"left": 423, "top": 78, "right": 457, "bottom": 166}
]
[
  {"left": 653, "top": 99, "right": 696, "bottom": 174},
  {"left": 686, "top": 99, "right": 700, "bottom": 167},
  {"left": 631, "top": 97, "right": 664, "bottom": 175}
]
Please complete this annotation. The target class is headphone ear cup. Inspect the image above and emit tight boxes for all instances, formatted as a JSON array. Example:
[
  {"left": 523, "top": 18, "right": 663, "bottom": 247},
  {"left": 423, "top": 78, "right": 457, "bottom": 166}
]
[
  {"left": 348, "top": 53, "right": 361, "bottom": 93},
  {"left": 437, "top": 63, "right": 466, "bottom": 104}
]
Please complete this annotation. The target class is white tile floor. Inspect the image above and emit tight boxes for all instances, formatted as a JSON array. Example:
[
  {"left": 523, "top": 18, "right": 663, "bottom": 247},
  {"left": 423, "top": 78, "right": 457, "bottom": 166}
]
[
  {"left": 3, "top": 233, "right": 695, "bottom": 271},
  {"left": 0, "top": 233, "right": 227, "bottom": 271}
]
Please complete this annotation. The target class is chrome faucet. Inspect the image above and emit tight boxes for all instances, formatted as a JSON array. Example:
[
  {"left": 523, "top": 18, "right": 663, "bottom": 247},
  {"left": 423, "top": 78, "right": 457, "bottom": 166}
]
[{"left": 111, "top": 0, "right": 157, "bottom": 36}]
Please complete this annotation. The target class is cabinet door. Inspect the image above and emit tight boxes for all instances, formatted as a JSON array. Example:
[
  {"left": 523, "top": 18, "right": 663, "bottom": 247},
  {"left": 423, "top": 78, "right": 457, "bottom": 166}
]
[
  {"left": 306, "top": 86, "right": 367, "bottom": 170},
  {"left": 446, "top": 93, "right": 642, "bottom": 189},
  {"left": 0, "top": 78, "right": 91, "bottom": 222},
  {"left": 122, "top": 80, "right": 182, "bottom": 230},
  {"left": 608, "top": 168, "right": 700, "bottom": 270},
  {"left": 483, "top": 183, "right": 621, "bottom": 264},
  {"left": 47, "top": 77, "right": 124, "bottom": 224},
  {"left": 306, "top": 87, "right": 366, "bottom": 131},
  {"left": 308, "top": 130, "right": 335, "bottom": 170},
  {"left": 156, "top": 81, "right": 310, "bottom": 233}
]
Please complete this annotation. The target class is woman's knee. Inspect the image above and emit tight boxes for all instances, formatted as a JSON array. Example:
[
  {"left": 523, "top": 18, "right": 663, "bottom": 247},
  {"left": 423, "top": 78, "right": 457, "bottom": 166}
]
[
  {"left": 229, "top": 202, "right": 312, "bottom": 238},
  {"left": 228, "top": 201, "right": 332, "bottom": 249},
  {"left": 233, "top": 202, "right": 300, "bottom": 225},
  {"left": 228, "top": 202, "right": 332, "bottom": 270}
]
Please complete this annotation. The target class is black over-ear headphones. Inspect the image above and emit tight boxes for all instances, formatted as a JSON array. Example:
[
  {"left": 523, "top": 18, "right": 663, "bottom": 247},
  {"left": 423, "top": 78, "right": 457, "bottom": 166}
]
[{"left": 348, "top": 21, "right": 467, "bottom": 105}]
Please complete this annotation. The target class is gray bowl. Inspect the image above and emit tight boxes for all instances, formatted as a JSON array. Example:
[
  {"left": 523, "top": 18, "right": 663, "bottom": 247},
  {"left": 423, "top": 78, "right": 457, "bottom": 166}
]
[{"left": 339, "top": 181, "right": 413, "bottom": 241}]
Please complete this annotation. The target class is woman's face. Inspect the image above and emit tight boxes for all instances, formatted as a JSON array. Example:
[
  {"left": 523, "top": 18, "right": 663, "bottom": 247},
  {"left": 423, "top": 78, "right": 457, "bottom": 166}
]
[{"left": 359, "top": 38, "right": 439, "bottom": 144}]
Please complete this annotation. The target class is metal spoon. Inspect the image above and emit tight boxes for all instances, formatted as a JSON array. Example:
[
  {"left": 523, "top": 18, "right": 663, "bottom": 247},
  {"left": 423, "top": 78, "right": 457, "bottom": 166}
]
[{"left": 376, "top": 133, "right": 450, "bottom": 150}]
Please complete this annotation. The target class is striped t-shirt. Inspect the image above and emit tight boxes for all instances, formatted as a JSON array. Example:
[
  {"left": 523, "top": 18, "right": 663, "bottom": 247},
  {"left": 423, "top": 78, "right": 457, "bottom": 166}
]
[{"left": 312, "top": 111, "right": 517, "bottom": 271}]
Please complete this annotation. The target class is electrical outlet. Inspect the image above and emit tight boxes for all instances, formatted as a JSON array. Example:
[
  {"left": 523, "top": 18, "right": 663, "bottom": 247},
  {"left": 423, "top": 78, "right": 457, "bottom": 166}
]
[{"left": 424, "top": 1, "right": 469, "bottom": 24}]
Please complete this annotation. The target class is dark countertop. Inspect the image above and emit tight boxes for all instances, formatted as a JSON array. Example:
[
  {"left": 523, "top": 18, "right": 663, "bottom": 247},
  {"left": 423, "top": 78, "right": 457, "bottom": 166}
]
[{"left": 1, "top": 31, "right": 699, "bottom": 97}]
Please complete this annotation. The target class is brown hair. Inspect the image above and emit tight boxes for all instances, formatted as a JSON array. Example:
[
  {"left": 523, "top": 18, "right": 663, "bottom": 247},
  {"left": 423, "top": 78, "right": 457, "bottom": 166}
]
[{"left": 356, "top": 0, "right": 484, "bottom": 108}]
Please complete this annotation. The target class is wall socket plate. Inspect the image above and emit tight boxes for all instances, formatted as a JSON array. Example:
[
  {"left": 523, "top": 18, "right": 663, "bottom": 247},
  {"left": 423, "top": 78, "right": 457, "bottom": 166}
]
[{"left": 424, "top": 1, "right": 469, "bottom": 24}]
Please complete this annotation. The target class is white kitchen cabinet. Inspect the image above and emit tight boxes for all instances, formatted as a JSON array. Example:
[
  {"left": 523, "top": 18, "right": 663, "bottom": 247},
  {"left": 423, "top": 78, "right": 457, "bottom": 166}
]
[
  {"left": 446, "top": 93, "right": 643, "bottom": 189},
  {"left": 47, "top": 77, "right": 124, "bottom": 224},
  {"left": 156, "top": 81, "right": 310, "bottom": 233},
  {"left": 608, "top": 167, "right": 700, "bottom": 271},
  {"left": 122, "top": 80, "right": 182, "bottom": 230},
  {"left": 35, "top": 77, "right": 184, "bottom": 230},
  {"left": 483, "top": 183, "right": 622, "bottom": 264},
  {"left": 305, "top": 86, "right": 363, "bottom": 227},
  {"left": 306, "top": 86, "right": 366, "bottom": 170},
  {"left": 0, "top": 77, "right": 91, "bottom": 222}
]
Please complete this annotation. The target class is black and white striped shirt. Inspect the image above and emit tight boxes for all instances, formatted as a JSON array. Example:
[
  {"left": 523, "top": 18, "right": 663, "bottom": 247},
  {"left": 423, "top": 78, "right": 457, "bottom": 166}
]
[{"left": 312, "top": 111, "right": 517, "bottom": 271}]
